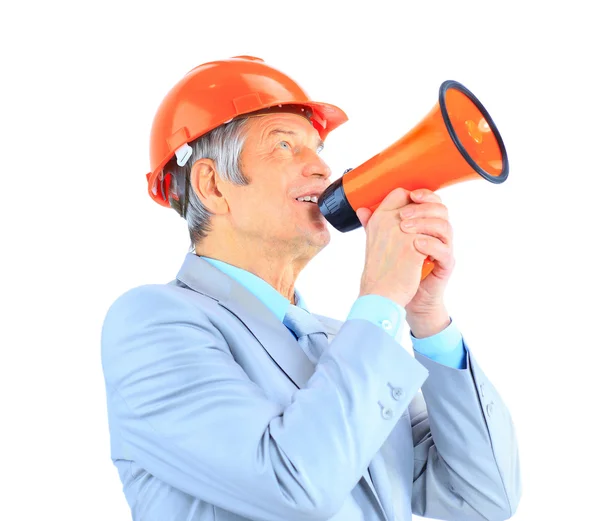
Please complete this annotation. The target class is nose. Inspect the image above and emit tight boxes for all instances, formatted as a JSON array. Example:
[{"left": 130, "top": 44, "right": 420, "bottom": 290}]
[{"left": 301, "top": 147, "right": 332, "bottom": 180}]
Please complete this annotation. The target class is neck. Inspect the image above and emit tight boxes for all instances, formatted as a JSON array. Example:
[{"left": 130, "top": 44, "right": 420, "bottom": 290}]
[{"left": 195, "top": 235, "right": 312, "bottom": 304}]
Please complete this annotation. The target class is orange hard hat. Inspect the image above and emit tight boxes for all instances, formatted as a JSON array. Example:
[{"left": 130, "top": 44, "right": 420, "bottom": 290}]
[{"left": 146, "top": 56, "right": 349, "bottom": 207}]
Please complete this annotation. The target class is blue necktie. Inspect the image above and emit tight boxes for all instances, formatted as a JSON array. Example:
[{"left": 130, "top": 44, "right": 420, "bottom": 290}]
[
  {"left": 284, "top": 304, "right": 383, "bottom": 512},
  {"left": 283, "top": 304, "right": 329, "bottom": 364}
]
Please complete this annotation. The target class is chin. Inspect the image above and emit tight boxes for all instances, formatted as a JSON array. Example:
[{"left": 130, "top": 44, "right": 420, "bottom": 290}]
[
  {"left": 291, "top": 227, "right": 330, "bottom": 255},
  {"left": 309, "top": 228, "right": 331, "bottom": 250}
]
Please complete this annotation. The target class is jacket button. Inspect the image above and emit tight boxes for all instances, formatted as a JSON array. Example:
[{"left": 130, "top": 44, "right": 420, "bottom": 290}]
[
  {"left": 392, "top": 387, "right": 404, "bottom": 400},
  {"left": 382, "top": 407, "right": 394, "bottom": 420}
]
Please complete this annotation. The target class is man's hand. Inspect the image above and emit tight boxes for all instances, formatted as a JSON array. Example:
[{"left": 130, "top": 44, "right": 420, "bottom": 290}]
[
  {"left": 399, "top": 189, "right": 455, "bottom": 338},
  {"left": 356, "top": 188, "right": 432, "bottom": 309}
]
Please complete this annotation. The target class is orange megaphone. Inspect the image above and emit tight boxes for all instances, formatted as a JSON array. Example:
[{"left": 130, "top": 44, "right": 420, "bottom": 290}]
[{"left": 318, "top": 80, "right": 509, "bottom": 280}]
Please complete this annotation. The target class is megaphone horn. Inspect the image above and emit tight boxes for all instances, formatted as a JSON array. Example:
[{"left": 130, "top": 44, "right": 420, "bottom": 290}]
[{"left": 318, "top": 80, "right": 509, "bottom": 279}]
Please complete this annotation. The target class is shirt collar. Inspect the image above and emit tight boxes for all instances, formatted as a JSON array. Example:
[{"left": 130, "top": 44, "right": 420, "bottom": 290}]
[{"left": 199, "top": 256, "right": 308, "bottom": 322}]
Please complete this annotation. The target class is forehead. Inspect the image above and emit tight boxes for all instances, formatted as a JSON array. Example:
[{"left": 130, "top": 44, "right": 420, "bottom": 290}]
[{"left": 246, "top": 112, "right": 321, "bottom": 142}]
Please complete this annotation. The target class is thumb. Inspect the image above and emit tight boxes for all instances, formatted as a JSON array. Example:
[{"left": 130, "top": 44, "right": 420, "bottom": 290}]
[{"left": 355, "top": 208, "right": 373, "bottom": 228}]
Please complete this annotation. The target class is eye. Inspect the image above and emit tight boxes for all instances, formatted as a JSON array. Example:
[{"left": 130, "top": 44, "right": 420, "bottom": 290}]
[{"left": 278, "top": 141, "right": 292, "bottom": 150}]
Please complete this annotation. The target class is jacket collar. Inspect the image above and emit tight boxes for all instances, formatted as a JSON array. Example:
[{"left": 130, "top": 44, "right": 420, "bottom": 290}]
[{"left": 175, "top": 252, "right": 317, "bottom": 389}]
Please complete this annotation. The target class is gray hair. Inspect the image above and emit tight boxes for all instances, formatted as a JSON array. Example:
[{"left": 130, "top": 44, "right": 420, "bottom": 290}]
[{"left": 164, "top": 117, "right": 251, "bottom": 250}]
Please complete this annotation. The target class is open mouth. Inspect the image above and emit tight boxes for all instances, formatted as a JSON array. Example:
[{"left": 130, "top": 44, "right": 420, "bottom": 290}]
[{"left": 294, "top": 196, "right": 319, "bottom": 205}]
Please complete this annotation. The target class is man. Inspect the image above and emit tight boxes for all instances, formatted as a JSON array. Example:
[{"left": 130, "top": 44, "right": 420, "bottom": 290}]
[{"left": 101, "top": 56, "right": 521, "bottom": 521}]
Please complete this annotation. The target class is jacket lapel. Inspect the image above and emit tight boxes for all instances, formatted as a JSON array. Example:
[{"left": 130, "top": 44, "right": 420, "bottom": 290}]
[
  {"left": 175, "top": 253, "right": 390, "bottom": 520},
  {"left": 175, "top": 253, "right": 315, "bottom": 389}
]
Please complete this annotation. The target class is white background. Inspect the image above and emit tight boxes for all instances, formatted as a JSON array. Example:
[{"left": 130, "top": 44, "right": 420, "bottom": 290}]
[{"left": 1, "top": 1, "right": 598, "bottom": 519}]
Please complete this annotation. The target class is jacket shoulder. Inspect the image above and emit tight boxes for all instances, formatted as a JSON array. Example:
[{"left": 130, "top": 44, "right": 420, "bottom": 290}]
[
  {"left": 100, "top": 283, "right": 222, "bottom": 383},
  {"left": 104, "top": 282, "right": 213, "bottom": 319},
  {"left": 100, "top": 283, "right": 217, "bottom": 352}
]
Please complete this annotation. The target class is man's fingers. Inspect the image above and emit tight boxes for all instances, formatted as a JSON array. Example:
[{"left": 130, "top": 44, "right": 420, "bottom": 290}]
[
  {"left": 377, "top": 187, "right": 412, "bottom": 211},
  {"left": 410, "top": 189, "right": 441, "bottom": 203},
  {"left": 399, "top": 202, "right": 448, "bottom": 221},
  {"left": 414, "top": 236, "right": 455, "bottom": 270},
  {"left": 373, "top": 188, "right": 442, "bottom": 213},
  {"left": 401, "top": 217, "right": 453, "bottom": 244},
  {"left": 356, "top": 208, "right": 373, "bottom": 228}
]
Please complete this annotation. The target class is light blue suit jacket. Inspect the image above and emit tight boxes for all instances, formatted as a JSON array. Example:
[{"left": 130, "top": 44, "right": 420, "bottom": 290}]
[{"left": 101, "top": 253, "right": 521, "bottom": 521}]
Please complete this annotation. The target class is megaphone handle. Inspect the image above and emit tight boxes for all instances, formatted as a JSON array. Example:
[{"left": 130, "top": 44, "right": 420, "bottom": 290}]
[{"left": 421, "top": 258, "right": 435, "bottom": 280}]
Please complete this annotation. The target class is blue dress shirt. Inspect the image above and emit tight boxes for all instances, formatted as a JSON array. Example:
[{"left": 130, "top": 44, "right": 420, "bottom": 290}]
[{"left": 200, "top": 256, "right": 466, "bottom": 369}]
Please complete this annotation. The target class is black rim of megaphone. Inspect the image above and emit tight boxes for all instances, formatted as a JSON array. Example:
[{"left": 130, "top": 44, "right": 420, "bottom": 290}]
[{"left": 439, "top": 80, "right": 509, "bottom": 184}]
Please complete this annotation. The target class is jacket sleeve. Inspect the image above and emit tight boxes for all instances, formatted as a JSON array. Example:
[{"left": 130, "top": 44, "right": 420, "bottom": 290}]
[
  {"left": 408, "top": 345, "right": 522, "bottom": 521},
  {"left": 101, "top": 285, "right": 430, "bottom": 521}
]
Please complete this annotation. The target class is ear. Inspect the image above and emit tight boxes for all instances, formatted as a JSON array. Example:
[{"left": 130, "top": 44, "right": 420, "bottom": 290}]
[{"left": 189, "top": 159, "right": 230, "bottom": 214}]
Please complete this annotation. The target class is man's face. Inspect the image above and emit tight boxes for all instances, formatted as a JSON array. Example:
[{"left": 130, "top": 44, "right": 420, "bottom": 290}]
[{"left": 223, "top": 112, "right": 333, "bottom": 257}]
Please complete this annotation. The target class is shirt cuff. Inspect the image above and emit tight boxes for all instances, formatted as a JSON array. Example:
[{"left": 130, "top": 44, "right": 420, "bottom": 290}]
[
  {"left": 410, "top": 318, "right": 466, "bottom": 369},
  {"left": 347, "top": 295, "right": 406, "bottom": 342}
]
